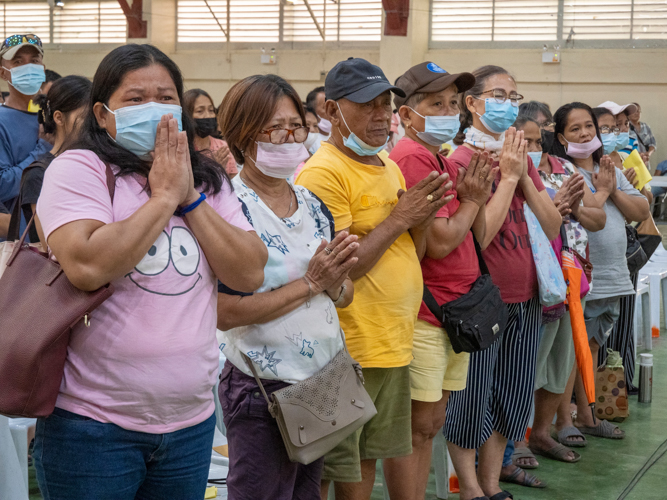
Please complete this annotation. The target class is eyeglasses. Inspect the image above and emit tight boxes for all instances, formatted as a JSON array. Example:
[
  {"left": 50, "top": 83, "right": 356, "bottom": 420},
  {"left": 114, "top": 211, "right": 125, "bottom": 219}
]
[
  {"left": 599, "top": 126, "right": 620, "bottom": 135},
  {"left": 477, "top": 89, "right": 524, "bottom": 107},
  {"left": 260, "top": 126, "right": 309, "bottom": 145},
  {"left": 1, "top": 34, "right": 42, "bottom": 51},
  {"left": 538, "top": 121, "right": 556, "bottom": 129}
]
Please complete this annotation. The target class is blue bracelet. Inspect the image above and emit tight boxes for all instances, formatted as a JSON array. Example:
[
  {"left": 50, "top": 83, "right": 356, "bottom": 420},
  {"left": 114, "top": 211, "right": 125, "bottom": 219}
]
[{"left": 175, "top": 192, "right": 206, "bottom": 217}]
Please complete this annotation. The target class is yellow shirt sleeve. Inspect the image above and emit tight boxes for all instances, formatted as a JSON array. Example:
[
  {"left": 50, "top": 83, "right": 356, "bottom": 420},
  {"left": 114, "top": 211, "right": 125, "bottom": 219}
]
[{"left": 297, "top": 165, "right": 353, "bottom": 231}]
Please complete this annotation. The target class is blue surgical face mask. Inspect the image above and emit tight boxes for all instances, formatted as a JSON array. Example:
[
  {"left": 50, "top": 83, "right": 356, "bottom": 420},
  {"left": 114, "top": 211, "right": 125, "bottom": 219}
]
[
  {"left": 615, "top": 132, "right": 630, "bottom": 151},
  {"left": 336, "top": 102, "right": 387, "bottom": 156},
  {"left": 105, "top": 102, "right": 183, "bottom": 158},
  {"left": 409, "top": 108, "right": 460, "bottom": 147},
  {"left": 601, "top": 133, "right": 617, "bottom": 155},
  {"left": 528, "top": 151, "right": 543, "bottom": 167},
  {"left": 9, "top": 63, "right": 45, "bottom": 96},
  {"left": 475, "top": 98, "right": 519, "bottom": 134}
]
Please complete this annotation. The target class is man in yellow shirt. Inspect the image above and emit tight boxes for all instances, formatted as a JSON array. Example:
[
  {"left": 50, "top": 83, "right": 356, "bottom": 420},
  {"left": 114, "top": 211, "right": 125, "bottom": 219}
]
[{"left": 297, "top": 57, "right": 453, "bottom": 500}]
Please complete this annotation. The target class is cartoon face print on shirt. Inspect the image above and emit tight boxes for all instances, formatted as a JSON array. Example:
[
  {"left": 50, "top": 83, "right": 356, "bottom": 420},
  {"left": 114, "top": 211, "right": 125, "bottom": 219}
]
[{"left": 125, "top": 226, "right": 203, "bottom": 296}]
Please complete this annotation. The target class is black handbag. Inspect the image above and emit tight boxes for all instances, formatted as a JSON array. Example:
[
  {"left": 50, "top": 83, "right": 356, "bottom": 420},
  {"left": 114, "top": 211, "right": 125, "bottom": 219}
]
[
  {"left": 626, "top": 224, "right": 648, "bottom": 275},
  {"left": 422, "top": 235, "right": 509, "bottom": 354}
]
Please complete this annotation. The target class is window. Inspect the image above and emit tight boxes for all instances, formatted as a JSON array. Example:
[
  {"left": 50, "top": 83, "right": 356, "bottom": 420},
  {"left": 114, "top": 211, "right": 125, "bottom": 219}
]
[
  {"left": 430, "top": 0, "right": 667, "bottom": 44},
  {"left": 0, "top": 1, "right": 126, "bottom": 45},
  {"left": 0, "top": 2, "right": 51, "bottom": 43},
  {"left": 177, "top": 0, "right": 382, "bottom": 44},
  {"left": 53, "top": 1, "right": 126, "bottom": 43}
]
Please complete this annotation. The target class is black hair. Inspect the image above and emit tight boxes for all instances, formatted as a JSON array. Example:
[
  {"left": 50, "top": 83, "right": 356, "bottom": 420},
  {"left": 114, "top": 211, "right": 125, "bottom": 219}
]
[
  {"left": 518, "top": 100, "right": 553, "bottom": 124},
  {"left": 552, "top": 102, "right": 603, "bottom": 164},
  {"left": 513, "top": 115, "right": 539, "bottom": 130},
  {"left": 44, "top": 69, "right": 62, "bottom": 83},
  {"left": 592, "top": 106, "right": 614, "bottom": 123},
  {"left": 306, "top": 86, "right": 325, "bottom": 111},
  {"left": 455, "top": 65, "right": 515, "bottom": 145},
  {"left": 304, "top": 105, "right": 318, "bottom": 118},
  {"left": 34, "top": 75, "right": 91, "bottom": 135},
  {"left": 74, "top": 44, "right": 226, "bottom": 194}
]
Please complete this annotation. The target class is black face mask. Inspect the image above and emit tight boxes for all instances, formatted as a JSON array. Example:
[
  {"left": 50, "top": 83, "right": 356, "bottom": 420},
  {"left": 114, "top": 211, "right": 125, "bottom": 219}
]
[
  {"left": 194, "top": 117, "right": 218, "bottom": 138},
  {"left": 541, "top": 130, "right": 555, "bottom": 154}
]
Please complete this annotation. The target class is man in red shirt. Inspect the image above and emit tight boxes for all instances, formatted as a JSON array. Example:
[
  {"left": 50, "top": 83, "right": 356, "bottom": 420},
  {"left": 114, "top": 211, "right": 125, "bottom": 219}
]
[{"left": 389, "top": 61, "right": 496, "bottom": 500}]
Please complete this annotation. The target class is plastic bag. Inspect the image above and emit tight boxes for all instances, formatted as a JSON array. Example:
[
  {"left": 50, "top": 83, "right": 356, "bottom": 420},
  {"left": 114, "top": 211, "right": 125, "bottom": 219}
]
[{"left": 524, "top": 203, "right": 567, "bottom": 307}]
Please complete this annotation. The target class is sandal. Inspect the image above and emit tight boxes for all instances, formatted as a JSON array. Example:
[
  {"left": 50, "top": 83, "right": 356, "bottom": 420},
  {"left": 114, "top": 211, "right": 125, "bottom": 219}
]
[
  {"left": 489, "top": 491, "right": 514, "bottom": 500},
  {"left": 553, "top": 426, "right": 588, "bottom": 447},
  {"left": 529, "top": 443, "right": 581, "bottom": 463},
  {"left": 576, "top": 419, "right": 625, "bottom": 439},
  {"left": 511, "top": 446, "right": 538, "bottom": 469},
  {"left": 500, "top": 466, "right": 546, "bottom": 488}
]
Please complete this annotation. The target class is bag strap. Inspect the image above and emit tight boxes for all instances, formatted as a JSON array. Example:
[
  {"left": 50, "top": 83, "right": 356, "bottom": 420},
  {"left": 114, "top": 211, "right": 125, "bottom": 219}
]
[
  {"left": 241, "top": 327, "right": 351, "bottom": 413},
  {"left": 421, "top": 231, "right": 489, "bottom": 325},
  {"left": 629, "top": 123, "right": 647, "bottom": 150},
  {"left": 7, "top": 161, "right": 116, "bottom": 243}
]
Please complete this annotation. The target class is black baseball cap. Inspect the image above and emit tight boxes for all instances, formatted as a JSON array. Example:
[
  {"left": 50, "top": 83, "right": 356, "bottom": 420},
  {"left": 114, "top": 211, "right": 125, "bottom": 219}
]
[
  {"left": 325, "top": 57, "right": 406, "bottom": 103},
  {"left": 393, "top": 62, "right": 475, "bottom": 108}
]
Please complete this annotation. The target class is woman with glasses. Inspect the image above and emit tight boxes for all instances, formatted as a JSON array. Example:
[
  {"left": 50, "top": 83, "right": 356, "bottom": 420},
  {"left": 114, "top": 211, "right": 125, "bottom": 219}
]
[
  {"left": 445, "top": 66, "right": 561, "bottom": 500},
  {"left": 216, "top": 74, "right": 359, "bottom": 500},
  {"left": 553, "top": 102, "right": 649, "bottom": 442},
  {"left": 512, "top": 114, "right": 605, "bottom": 464}
]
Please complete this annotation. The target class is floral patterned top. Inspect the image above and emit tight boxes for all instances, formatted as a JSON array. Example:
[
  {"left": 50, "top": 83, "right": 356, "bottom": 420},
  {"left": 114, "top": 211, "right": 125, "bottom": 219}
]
[{"left": 537, "top": 155, "right": 589, "bottom": 260}]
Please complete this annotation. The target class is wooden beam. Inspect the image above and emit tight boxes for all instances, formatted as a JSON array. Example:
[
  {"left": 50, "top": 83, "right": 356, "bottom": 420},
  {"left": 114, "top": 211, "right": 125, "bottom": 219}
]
[{"left": 117, "top": 0, "right": 147, "bottom": 38}]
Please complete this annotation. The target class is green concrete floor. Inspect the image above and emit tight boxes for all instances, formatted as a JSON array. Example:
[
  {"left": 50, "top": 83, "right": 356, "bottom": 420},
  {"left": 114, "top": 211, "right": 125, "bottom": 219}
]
[
  {"left": 370, "top": 336, "right": 667, "bottom": 500},
  {"left": 26, "top": 338, "right": 665, "bottom": 500}
]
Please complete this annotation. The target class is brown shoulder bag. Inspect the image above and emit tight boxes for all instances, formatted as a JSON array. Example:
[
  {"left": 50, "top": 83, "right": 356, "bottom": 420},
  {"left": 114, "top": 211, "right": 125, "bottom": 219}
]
[{"left": 0, "top": 163, "right": 116, "bottom": 417}]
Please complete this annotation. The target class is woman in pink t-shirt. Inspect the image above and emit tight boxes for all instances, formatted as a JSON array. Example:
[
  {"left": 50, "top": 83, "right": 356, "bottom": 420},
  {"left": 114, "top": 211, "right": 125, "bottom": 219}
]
[
  {"left": 445, "top": 66, "right": 562, "bottom": 500},
  {"left": 183, "top": 88, "right": 238, "bottom": 177},
  {"left": 33, "top": 44, "right": 267, "bottom": 499}
]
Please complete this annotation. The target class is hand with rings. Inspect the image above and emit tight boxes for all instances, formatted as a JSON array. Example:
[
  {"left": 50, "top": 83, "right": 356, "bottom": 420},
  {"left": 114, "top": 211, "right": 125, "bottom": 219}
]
[
  {"left": 305, "top": 231, "right": 359, "bottom": 296},
  {"left": 455, "top": 151, "right": 498, "bottom": 208},
  {"left": 391, "top": 171, "right": 454, "bottom": 230}
]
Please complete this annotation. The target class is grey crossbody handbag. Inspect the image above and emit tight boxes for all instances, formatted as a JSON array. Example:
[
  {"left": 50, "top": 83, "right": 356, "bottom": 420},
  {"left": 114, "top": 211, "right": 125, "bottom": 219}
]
[{"left": 242, "top": 331, "right": 377, "bottom": 465}]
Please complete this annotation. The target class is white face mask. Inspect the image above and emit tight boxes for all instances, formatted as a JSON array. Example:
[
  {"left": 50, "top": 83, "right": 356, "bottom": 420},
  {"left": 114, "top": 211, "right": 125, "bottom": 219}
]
[
  {"left": 250, "top": 141, "right": 310, "bottom": 179},
  {"left": 303, "top": 132, "right": 319, "bottom": 151}
]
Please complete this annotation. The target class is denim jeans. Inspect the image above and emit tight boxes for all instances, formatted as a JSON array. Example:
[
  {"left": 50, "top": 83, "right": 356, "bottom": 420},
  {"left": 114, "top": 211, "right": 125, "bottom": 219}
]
[{"left": 34, "top": 407, "right": 216, "bottom": 500}]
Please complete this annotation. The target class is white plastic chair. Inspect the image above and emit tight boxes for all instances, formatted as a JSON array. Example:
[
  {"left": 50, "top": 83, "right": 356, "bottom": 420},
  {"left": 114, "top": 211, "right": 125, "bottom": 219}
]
[
  {"left": 639, "top": 263, "right": 667, "bottom": 341},
  {"left": 0, "top": 415, "right": 29, "bottom": 500},
  {"left": 635, "top": 277, "right": 652, "bottom": 351},
  {"left": 7, "top": 417, "right": 36, "bottom": 494}
]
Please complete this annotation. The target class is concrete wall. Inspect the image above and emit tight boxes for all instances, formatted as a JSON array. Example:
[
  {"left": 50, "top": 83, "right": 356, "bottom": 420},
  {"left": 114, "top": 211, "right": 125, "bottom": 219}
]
[{"left": 2, "top": 0, "right": 665, "bottom": 163}]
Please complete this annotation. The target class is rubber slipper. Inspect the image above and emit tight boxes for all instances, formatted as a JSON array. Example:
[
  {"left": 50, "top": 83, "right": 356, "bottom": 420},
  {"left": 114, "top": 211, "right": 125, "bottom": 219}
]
[
  {"left": 577, "top": 419, "right": 625, "bottom": 439},
  {"left": 500, "top": 466, "right": 546, "bottom": 489},
  {"left": 553, "top": 425, "right": 588, "bottom": 447},
  {"left": 489, "top": 490, "right": 514, "bottom": 500},
  {"left": 511, "top": 446, "right": 539, "bottom": 469},
  {"left": 529, "top": 443, "right": 581, "bottom": 463}
]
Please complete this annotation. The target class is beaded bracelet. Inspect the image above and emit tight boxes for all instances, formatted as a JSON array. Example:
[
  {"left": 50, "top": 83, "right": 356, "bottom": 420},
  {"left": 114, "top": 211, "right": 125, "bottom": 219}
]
[{"left": 175, "top": 192, "right": 206, "bottom": 217}]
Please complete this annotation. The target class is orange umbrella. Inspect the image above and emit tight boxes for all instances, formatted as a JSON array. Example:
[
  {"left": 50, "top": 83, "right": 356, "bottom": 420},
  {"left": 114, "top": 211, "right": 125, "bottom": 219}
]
[{"left": 561, "top": 249, "right": 596, "bottom": 406}]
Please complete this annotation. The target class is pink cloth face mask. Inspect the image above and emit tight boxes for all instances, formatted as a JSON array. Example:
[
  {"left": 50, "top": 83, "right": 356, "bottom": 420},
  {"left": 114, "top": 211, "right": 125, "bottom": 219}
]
[
  {"left": 563, "top": 135, "right": 602, "bottom": 159},
  {"left": 251, "top": 141, "right": 310, "bottom": 179}
]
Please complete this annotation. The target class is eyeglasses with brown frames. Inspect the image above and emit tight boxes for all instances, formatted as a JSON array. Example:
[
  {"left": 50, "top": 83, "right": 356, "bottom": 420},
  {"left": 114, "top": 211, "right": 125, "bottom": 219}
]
[{"left": 259, "top": 127, "right": 309, "bottom": 144}]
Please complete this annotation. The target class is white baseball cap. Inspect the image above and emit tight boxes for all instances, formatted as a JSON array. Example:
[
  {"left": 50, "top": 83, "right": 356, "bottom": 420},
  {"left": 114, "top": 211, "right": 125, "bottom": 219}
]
[{"left": 597, "top": 100, "right": 638, "bottom": 116}]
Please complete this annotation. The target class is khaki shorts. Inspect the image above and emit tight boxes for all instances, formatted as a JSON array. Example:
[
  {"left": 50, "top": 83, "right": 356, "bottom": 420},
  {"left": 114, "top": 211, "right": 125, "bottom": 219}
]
[
  {"left": 322, "top": 366, "right": 412, "bottom": 483},
  {"left": 410, "top": 319, "right": 470, "bottom": 402}
]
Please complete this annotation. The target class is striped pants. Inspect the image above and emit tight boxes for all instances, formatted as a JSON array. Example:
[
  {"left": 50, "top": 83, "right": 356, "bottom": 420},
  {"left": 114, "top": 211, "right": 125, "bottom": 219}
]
[
  {"left": 445, "top": 297, "right": 542, "bottom": 449},
  {"left": 598, "top": 274, "right": 638, "bottom": 391}
]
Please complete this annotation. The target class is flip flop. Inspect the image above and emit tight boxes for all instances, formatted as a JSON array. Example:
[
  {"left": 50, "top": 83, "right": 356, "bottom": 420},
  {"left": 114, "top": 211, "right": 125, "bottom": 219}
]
[
  {"left": 529, "top": 443, "right": 581, "bottom": 463},
  {"left": 577, "top": 419, "right": 625, "bottom": 439},
  {"left": 489, "top": 490, "right": 514, "bottom": 500},
  {"left": 511, "top": 446, "right": 539, "bottom": 469},
  {"left": 553, "top": 426, "right": 588, "bottom": 447},
  {"left": 500, "top": 466, "right": 546, "bottom": 489}
]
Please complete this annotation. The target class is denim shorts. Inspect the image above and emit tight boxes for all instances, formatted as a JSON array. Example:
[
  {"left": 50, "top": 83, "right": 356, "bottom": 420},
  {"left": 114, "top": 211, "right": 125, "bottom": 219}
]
[{"left": 34, "top": 407, "right": 216, "bottom": 500}]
